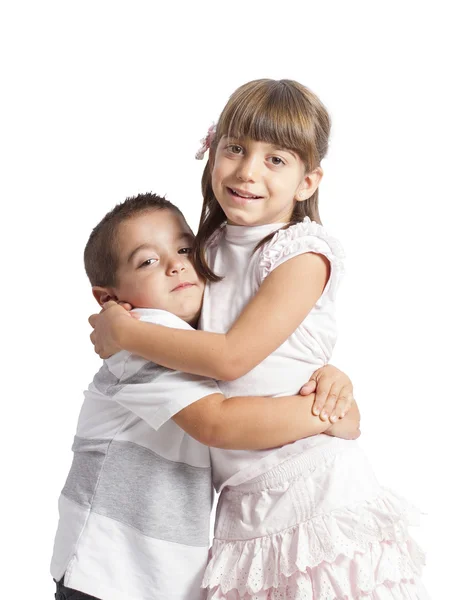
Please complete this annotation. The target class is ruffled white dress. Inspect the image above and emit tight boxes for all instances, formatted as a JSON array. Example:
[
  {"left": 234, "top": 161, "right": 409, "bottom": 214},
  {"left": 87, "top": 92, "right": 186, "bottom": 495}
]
[{"left": 199, "top": 218, "right": 429, "bottom": 600}]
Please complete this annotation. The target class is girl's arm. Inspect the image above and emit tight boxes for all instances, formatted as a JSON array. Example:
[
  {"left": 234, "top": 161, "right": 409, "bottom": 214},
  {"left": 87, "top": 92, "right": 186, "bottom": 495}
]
[
  {"left": 172, "top": 392, "right": 360, "bottom": 449},
  {"left": 90, "top": 252, "right": 329, "bottom": 381}
]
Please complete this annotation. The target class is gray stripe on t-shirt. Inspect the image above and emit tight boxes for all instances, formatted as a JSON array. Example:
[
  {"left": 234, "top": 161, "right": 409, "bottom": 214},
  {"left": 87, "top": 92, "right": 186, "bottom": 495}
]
[
  {"left": 93, "top": 362, "right": 170, "bottom": 397},
  {"left": 61, "top": 437, "right": 110, "bottom": 507},
  {"left": 62, "top": 436, "right": 212, "bottom": 546}
]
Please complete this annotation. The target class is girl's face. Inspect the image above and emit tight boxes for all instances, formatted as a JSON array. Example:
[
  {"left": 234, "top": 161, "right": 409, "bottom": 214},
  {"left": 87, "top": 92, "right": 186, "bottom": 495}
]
[{"left": 211, "top": 137, "right": 322, "bottom": 226}]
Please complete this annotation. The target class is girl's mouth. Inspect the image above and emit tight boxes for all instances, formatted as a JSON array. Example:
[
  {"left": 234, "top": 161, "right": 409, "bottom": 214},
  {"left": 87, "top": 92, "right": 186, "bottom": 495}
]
[{"left": 227, "top": 187, "right": 263, "bottom": 203}]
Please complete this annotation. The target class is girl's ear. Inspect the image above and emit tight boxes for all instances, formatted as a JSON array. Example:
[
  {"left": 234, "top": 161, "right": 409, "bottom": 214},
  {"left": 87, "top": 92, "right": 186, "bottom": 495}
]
[
  {"left": 296, "top": 167, "right": 323, "bottom": 202},
  {"left": 92, "top": 286, "right": 118, "bottom": 307}
]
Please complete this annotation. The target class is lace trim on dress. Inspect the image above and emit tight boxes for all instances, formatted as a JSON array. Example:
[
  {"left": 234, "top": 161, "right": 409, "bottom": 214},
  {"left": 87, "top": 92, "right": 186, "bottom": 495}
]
[
  {"left": 202, "top": 489, "right": 426, "bottom": 598},
  {"left": 258, "top": 217, "right": 345, "bottom": 290}
]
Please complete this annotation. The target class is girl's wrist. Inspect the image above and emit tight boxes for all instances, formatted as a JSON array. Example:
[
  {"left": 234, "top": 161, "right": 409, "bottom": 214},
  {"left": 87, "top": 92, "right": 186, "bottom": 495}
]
[{"left": 114, "top": 313, "right": 137, "bottom": 350}]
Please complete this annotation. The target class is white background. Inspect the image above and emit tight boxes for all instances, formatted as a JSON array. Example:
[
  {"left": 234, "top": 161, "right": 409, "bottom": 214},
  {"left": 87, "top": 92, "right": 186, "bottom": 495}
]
[{"left": 1, "top": 1, "right": 463, "bottom": 598}]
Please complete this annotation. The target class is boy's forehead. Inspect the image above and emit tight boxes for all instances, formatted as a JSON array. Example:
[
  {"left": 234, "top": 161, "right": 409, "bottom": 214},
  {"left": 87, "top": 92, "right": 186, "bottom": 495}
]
[
  {"left": 115, "top": 210, "right": 194, "bottom": 262},
  {"left": 122, "top": 210, "right": 191, "bottom": 239}
]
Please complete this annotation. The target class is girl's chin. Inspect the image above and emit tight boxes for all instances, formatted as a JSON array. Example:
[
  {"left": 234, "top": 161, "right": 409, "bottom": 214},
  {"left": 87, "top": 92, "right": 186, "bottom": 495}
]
[
  {"left": 224, "top": 210, "right": 257, "bottom": 226},
  {"left": 219, "top": 203, "right": 259, "bottom": 224}
]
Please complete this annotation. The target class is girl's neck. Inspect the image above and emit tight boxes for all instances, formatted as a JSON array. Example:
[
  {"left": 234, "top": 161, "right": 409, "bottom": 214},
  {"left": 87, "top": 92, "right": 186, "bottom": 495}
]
[
  {"left": 226, "top": 219, "right": 289, "bottom": 228},
  {"left": 224, "top": 221, "right": 286, "bottom": 243}
]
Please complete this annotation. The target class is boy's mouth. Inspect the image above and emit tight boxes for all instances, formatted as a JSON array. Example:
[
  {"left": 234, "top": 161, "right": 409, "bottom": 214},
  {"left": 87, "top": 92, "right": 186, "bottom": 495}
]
[{"left": 171, "top": 282, "right": 195, "bottom": 292}]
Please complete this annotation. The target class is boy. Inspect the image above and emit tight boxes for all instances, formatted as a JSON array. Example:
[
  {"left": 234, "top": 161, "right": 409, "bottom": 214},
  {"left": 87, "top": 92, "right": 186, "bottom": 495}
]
[{"left": 51, "top": 193, "right": 359, "bottom": 600}]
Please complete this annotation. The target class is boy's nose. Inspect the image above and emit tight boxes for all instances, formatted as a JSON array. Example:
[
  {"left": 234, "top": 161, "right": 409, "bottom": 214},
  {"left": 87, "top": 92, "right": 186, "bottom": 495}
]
[{"left": 167, "top": 259, "right": 186, "bottom": 275}]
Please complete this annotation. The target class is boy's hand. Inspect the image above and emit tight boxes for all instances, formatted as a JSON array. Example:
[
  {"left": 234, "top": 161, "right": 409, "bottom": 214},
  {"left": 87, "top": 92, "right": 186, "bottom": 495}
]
[
  {"left": 300, "top": 364, "right": 354, "bottom": 423},
  {"left": 324, "top": 402, "right": 361, "bottom": 440},
  {"left": 89, "top": 301, "right": 136, "bottom": 359}
]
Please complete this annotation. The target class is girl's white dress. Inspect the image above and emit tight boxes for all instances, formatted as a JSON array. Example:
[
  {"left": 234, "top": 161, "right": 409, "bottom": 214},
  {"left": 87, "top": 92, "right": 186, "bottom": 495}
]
[{"left": 199, "top": 218, "right": 429, "bottom": 600}]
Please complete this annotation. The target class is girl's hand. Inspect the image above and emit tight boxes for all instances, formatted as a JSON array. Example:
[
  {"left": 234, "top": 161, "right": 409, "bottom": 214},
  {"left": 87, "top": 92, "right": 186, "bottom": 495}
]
[
  {"left": 299, "top": 364, "right": 354, "bottom": 423},
  {"left": 325, "top": 402, "right": 361, "bottom": 440},
  {"left": 89, "top": 300, "right": 136, "bottom": 359}
]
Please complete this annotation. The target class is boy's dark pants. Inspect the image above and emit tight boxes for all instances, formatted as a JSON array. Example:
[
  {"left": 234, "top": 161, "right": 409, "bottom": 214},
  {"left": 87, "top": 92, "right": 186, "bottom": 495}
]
[{"left": 54, "top": 578, "right": 100, "bottom": 600}]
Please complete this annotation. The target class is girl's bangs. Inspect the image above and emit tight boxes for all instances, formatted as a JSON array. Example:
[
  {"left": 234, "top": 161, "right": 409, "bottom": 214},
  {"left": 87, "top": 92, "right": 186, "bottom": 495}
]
[{"left": 218, "top": 84, "right": 314, "bottom": 164}]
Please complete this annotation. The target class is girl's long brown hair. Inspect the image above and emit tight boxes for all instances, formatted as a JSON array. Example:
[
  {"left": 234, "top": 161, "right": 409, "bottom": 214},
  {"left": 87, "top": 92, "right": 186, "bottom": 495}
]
[{"left": 194, "top": 79, "right": 331, "bottom": 282}]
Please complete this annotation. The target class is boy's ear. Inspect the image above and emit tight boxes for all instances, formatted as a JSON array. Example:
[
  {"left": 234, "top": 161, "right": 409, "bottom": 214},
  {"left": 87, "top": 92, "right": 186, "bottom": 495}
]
[
  {"left": 296, "top": 167, "right": 323, "bottom": 202},
  {"left": 92, "top": 286, "right": 118, "bottom": 307}
]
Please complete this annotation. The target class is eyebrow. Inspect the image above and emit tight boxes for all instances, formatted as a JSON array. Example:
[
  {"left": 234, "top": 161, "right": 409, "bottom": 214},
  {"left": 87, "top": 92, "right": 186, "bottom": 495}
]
[
  {"left": 224, "top": 137, "right": 298, "bottom": 159},
  {"left": 270, "top": 145, "right": 298, "bottom": 159},
  {"left": 178, "top": 231, "right": 194, "bottom": 240},
  {"left": 126, "top": 243, "right": 154, "bottom": 264},
  {"left": 126, "top": 233, "right": 194, "bottom": 264}
]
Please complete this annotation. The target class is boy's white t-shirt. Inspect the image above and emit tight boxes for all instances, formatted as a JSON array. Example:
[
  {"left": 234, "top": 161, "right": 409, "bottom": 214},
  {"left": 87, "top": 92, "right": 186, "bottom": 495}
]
[
  {"left": 51, "top": 309, "right": 219, "bottom": 600},
  {"left": 200, "top": 218, "right": 345, "bottom": 490}
]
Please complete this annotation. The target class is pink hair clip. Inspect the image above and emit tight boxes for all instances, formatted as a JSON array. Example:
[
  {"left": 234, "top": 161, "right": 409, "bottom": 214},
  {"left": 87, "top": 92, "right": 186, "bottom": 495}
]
[{"left": 195, "top": 123, "right": 217, "bottom": 160}]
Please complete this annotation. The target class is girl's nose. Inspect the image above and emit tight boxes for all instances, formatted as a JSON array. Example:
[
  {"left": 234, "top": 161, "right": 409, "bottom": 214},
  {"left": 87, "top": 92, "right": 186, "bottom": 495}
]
[{"left": 236, "top": 155, "right": 259, "bottom": 182}]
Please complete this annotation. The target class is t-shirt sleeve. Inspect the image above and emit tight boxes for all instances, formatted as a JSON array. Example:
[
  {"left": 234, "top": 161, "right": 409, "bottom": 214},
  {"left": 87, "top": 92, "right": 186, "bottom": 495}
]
[
  {"left": 257, "top": 217, "right": 345, "bottom": 302},
  {"left": 103, "top": 309, "right": 220, "bottom": 431}
]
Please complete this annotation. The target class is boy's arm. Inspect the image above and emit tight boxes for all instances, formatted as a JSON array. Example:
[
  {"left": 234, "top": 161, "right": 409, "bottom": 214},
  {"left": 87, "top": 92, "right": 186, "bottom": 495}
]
[
  {"left": 107, "top": 354, "right": 359, "bottom": 450},
  {"left": 173, "top": 392, "right": 325, "bottom": 449},
  {"left": 172, "top": 393, "right": 360, "bottom": 450},
  {"left": 324, "top": 401, "right": 361, "bottom": 440}
]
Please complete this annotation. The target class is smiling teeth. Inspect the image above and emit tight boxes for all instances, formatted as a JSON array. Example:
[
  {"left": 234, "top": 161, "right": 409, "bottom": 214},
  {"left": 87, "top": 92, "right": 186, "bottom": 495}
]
[{"left": 231, "top": 189, "right": 260, "bottom": 199}]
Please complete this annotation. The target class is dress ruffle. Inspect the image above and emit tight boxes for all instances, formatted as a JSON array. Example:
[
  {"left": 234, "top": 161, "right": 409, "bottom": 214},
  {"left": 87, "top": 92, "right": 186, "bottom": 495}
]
[
  {"left": 258, "top": 217, "right": 345, "bottom": 285},
  {"left": 206, "top": 573, "right": 429, "bottom": 599},
  {"left": 202, "top": 490, "right": 426, "bottom": 599}
]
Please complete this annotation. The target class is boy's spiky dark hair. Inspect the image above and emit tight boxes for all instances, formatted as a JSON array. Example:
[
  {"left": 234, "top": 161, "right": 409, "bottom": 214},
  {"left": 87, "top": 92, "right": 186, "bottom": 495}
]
[{"left": 84, "top": 192, "right": 183, "bottom": 287}]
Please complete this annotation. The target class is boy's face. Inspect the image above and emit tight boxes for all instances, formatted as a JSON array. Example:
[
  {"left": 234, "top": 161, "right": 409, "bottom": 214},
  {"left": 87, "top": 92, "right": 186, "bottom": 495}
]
[{"left": 110, "top": 209, "right": 204, "bottom": 325}]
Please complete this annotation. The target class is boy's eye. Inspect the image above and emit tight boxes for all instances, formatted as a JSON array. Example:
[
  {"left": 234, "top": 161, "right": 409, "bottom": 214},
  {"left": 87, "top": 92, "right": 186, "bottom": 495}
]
[
  {"left": 269, "top": 156, "right": 285, "bottom": 166},
  {"left": 139, "top": 258, "right": 158, "bottom": 268},
  {"left": 178, "top": 247, "right": 192, "bottom": 255}
]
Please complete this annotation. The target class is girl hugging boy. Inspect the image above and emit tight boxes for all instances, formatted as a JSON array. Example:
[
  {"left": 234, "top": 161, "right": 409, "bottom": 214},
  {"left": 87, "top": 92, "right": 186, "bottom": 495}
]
[
  {"left": 51, "top": 192, "right": 357, "bottom": 600},
  {"left": 54, "top": 78, "right": 429, "bottom": 600}
]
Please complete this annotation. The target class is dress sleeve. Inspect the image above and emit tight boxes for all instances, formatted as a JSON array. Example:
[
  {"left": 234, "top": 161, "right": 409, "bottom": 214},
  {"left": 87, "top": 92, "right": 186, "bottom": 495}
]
[{"left": 258, "top": 217, "right": 345, "bottom": 301}]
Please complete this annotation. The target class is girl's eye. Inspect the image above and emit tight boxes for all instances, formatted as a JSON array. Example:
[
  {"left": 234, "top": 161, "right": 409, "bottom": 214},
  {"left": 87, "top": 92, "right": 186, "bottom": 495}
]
[
  {"left": 139, "top": 258, "right": 158, "bottom": 268},
  {"left": 178, "top": 247, "right": 192, "bottom": 255},
  {"left": 227, "top": 144, "right": 243, "bottom": 155},
  {"left": 269, "top": 156, "right": 285, "bottom": 166}
]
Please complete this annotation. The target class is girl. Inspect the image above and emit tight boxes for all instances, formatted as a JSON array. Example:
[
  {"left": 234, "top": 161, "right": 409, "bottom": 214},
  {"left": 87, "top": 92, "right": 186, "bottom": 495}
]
[{"left": 90, "top": 79, "right": 428, "bottom": 599}]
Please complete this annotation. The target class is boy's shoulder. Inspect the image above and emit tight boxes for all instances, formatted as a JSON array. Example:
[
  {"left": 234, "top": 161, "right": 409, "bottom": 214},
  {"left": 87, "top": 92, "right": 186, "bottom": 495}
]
[
  {"left": 101, "top": 309, "right": 193, "bottom": 380},
  {"left": 131, "top": 308, "right": 194, "bottom": 331}
]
